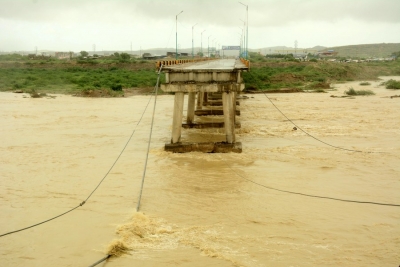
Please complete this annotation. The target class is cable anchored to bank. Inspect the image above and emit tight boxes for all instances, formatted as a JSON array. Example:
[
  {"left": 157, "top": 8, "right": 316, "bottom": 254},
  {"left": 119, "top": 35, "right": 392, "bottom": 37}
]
[
  {"left": 88, "top": 255, "right": 111, "bottom": 267},
  {"left": 263, "top": 92, "right": 385, "bottom": 153},
  {"left": 0, "top": 89, "right": 156, "bottom": 238},
  {"left": 136, "top": 64, "right": 163, "bottom": 212},
  {"left": 222, "top": 159, "right": 400, "bottom": 207}
]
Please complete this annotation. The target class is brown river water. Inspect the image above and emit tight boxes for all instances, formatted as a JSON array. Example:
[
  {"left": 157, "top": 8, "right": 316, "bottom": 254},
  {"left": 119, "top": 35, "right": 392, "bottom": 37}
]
[{"left": 1, "top": 77, "right": 399, "bottom": 266}]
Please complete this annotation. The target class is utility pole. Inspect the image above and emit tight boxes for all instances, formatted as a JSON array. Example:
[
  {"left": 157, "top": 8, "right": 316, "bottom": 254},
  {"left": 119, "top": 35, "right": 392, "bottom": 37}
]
[
  {"left": 239, "top": 2, "right": 249, "bottom": 60},
  {"left": 192, "top": 23, "right": 198, "bottom": 59},
  {"left": 201, "top": 30, "right": 206, "bottom": 57},
  {"left": 208, "top": 35, "right": 212, "bottom": 58},
  {"left": 175, "top": 11, "right": 183, "bottom": 60}
]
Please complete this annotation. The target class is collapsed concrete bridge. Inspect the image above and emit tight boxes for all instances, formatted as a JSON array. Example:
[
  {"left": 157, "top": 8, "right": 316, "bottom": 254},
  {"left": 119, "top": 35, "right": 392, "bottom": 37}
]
[{"left": 159, "top": 58, "right": 249, "bottom": 153}]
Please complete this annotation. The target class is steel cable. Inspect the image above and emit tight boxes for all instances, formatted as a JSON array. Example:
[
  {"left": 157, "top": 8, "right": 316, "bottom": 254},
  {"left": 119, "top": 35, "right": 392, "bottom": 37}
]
[
  {"left": 1, "top": 84, "right": 156, "bottom": 238},
  {"left": 136, "top": 64, "right": 163, "bottom": 212}
]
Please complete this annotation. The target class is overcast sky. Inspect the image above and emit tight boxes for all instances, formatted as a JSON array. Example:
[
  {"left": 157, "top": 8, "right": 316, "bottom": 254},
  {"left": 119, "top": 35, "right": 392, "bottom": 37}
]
[{"left": 1, "top": 0, "right": 399, "bottom": 52}]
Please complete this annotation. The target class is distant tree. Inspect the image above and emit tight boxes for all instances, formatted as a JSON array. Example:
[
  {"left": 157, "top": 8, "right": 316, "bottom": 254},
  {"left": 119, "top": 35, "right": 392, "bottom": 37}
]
[
  {"left": 120, "top": 53, "right": 130, "bottom": 62},
  {"left": 113, "top": 52, "right": 120, "bottom": 58},
  {"left": 197, "top": 52, "right": 204, "bottom": 57},
  {"left": 80, "top": 51, "right": 89, "bottom": 57}
]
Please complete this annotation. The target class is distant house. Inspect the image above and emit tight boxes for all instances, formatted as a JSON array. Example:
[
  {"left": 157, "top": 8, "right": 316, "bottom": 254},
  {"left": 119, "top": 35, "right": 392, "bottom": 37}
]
[
  {"left": 318, "top": 50, "right": 338, "bottom": 57},
  {"left": 55, "top": 52, "right": 72, "bottom": 59},
  {"left": 142, "top": 53, "right": 166, "bottom": 60},
  {"left": 167, "top": 52, "right": 179, "bottom": 57},
  {"left": 166, "top": 51, "right": 189, "bottom": 57},
  {"left": 142, "top": 53, "right": 156, "bottom": 59}
]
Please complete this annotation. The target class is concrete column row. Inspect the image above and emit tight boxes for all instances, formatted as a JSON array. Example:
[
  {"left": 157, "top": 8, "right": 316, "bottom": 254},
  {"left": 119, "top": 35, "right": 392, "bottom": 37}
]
[{"left": 171, "top": 90, "right": 237, "bottom": 144}]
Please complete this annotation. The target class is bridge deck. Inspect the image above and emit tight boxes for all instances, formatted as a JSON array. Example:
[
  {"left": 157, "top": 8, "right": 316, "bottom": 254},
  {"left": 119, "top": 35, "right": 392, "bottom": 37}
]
[
  {"left": 161, "top": 58, "right": 248, "bottom": 152},
  {"left": 162, "top": 59, "right": 248, "bottom": 72}
]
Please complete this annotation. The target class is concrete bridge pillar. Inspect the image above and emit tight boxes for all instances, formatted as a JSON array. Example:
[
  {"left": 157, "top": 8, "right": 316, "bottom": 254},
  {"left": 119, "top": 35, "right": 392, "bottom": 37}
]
[
  {"left": 222, "top": 90, "right": 236, "bottom": 144},
  {"left": 187, "top": 92, "right": 196, "bottom": 124},
  {"left": 196, "top": 92, "right": 204, "bottom": 110},
  {"left": 171, "top": 92, "right": 184, "bottom": 143}
]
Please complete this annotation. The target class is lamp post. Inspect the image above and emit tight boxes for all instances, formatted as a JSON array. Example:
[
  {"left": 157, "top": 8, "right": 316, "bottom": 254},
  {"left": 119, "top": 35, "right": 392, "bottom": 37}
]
[
  {"left": 201, "top": 30, "right": 206, "bottom": 57},
  {"left": 192, "top": 23, "right": 198, "bottom": 59},
  {"left": 239, "top": 2, "right": 248, "bottom": 59},
  {"left": 239, "top": 18, "right": 246, "bottom": 59},
  {"left": 175, "top": 10, "right": 183, "bottom": 60},
  {"left": 237, "top": 32, "right": 242, "bottom": 57},
  {"left": 208, "top": 35, "right": 212, "bottom": 57},
  {"left": 238, "top": 26, "right": 244, "bottom": 57},
  {"left": 212, "top": 38, "right": 216, "bottom": 57}
]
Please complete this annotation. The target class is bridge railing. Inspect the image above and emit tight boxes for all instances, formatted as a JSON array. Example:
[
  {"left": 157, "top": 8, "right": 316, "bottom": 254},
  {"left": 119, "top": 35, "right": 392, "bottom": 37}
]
[
  {"left": 240, "top": 58, "right": 250, "bottom": 68},
  {"left": 155, "top": 57, "right": 217, "bottom": 69}
]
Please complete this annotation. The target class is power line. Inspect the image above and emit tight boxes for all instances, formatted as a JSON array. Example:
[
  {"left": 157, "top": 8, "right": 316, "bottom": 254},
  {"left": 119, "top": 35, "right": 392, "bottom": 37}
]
[
  {"left": 136, "top": 64, "right": 163, "bottom": 212},
  {"left": 1, "top": 90, "right": 156, "bottom": 238},
  {"left": 225, "top": 162, "right": 400, "bottom": 207},
  {"left": 262, "top": 92, "right": 386, "bottom": 154}
]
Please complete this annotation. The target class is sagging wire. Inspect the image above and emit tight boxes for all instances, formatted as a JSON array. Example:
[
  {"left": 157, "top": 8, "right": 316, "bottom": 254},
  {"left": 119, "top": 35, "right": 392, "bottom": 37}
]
[
  {"left": 1, "top": 82, "right": 156, "bottom": 238},
  {"left": 188, "top": 92, "right": 399, "bottom": 207},
  {"left": 136, "top": 64, "right": 163, "bottom": 212},
  {"left": 262, "top": 92, "right": 386, "bottom": 154}
]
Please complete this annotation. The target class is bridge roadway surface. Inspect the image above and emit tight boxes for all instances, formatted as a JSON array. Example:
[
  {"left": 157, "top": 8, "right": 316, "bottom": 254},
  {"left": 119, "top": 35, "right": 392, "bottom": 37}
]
[{"left": 163, "top": 58, "right": 248, "bottom": 71}]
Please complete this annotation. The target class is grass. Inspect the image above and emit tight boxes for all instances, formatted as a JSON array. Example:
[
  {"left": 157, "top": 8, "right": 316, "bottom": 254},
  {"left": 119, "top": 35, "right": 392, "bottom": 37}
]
[
  {"left": 0, "top": 53, "right": 399, "bottom": 95},
  {"left": 359, "top": 82, "right": 371, "bottom": 86},
  {"left": 344, "top": 87, "right": 375, "bottom": 96},
  {"left": 244, "top": 57, "right": 400, "bottom": 91},
  {"left": 0, "top": 59, "right": 162, "bottom": 95},
  {"left": 384, "top": 79, "right": 400, "bottom": 89}
]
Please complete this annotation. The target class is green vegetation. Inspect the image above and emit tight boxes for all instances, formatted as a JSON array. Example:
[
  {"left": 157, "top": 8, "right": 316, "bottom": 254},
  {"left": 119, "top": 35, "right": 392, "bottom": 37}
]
[
  {"left": 323, "top": 43, "right": 400, "bottom": 58},
  {"left": 0, "top": 54, "right": 161, "bottom": 96},
  {"left": 243, "top": 54, "right": 400, "bottom": 92},
  {"left": 359, "top": 82, "right": 371, "bottom": 86},
  {"left": 0, "top": 51, "right": 399, "bottom": 97},
  {"left": 384, "top": 79, "right": 400, "bottom": 89},
  {"left": 344, "top": 87, "right": 375, "bottom": 96}
]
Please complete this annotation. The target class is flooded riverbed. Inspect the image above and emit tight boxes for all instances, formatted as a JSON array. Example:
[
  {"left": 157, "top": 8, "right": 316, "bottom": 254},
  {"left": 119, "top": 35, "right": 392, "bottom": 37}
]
[{"left": 1, "top": 77, "right": 399, "bottom": 266}]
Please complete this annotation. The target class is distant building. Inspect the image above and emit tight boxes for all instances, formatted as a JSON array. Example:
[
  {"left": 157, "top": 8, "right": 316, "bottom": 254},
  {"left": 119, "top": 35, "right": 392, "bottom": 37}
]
[
  {"left": 318, "top": 50, "right": 338, "bottom": 57},
  {"left": 142, "top": 53, "right": 166, "bottom": 59},
  {"left": 55, "top": 52, "right": 72, "bottom": 59}
]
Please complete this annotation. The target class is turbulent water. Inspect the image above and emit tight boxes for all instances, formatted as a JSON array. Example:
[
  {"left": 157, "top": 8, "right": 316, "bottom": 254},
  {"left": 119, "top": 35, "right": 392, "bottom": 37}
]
[{"left": 1, "top": 77, "right": 399, "bottom": 266}]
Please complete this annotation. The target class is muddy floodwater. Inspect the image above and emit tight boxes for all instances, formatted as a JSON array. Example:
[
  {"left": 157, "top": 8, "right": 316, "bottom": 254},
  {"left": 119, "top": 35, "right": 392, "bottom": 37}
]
[{"left": 1, "top": 77, "right": 399, "bottom": 266}]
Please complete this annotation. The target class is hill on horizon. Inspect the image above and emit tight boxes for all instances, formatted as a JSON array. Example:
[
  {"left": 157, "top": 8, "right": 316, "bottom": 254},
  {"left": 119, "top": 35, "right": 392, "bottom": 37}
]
[
  {"left": 2, "top": 43, "right": 399, "bottom": 59},
  {"left": 323, "top": 43, "right": 400, "bottom": 58}
]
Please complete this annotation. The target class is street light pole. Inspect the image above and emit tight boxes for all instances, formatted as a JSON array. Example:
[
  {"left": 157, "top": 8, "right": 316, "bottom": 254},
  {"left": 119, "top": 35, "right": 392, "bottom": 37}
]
[
  {"left": 238, "top": 26, "right": 244, "bottom": 57},
  {"left": 239, "top": 18, "right": 246, "bottom": 59},
  {"left": 208, "top": 35, "right": 212, "bottom": 57},
  {"left": 176, "top": 11, "right": 183, "bottom": 60},
  {"left": 212, "top": 38, "right": 216, "bottom": 57},
  {"left": 201, "top": 30, "right": 206, "bottom": 57},
  {"left": 239, "top": 2, "right": 248, "bottom": 60},
  {"left": 192, "top": 23, "right": 198, "bottom": 59}
]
